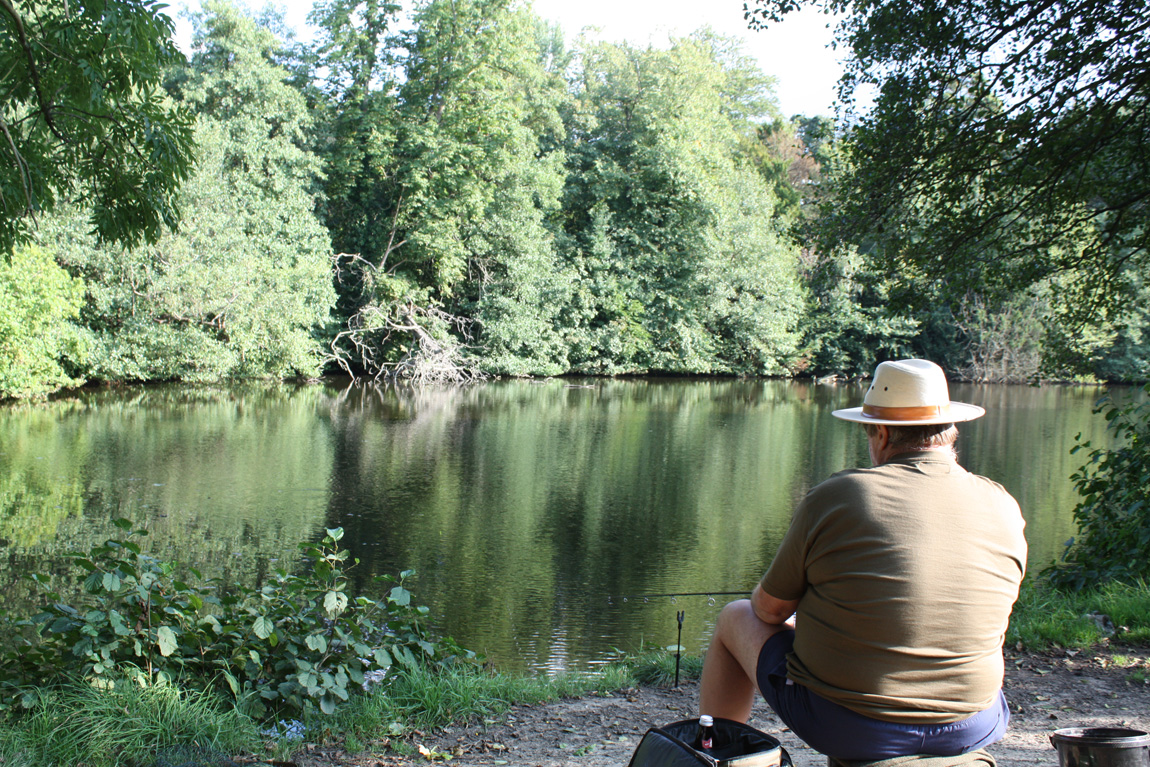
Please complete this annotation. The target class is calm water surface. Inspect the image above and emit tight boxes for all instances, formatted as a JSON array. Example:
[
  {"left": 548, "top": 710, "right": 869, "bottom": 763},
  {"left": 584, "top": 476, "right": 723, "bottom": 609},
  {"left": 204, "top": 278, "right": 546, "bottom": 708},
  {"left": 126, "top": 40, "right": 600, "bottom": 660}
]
[{"left": 0, "top": 378, "right": 1114, "bottom": 672}]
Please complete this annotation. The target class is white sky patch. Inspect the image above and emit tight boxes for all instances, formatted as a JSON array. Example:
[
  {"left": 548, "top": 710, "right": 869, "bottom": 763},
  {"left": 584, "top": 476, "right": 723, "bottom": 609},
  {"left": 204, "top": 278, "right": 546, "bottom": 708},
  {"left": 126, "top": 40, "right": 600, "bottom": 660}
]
[
  {"left": 530, "top": 0, "right": 845, "bottom": 117},
  {"left": 166, "top": 0, "right": 848, "bottom": 117}
]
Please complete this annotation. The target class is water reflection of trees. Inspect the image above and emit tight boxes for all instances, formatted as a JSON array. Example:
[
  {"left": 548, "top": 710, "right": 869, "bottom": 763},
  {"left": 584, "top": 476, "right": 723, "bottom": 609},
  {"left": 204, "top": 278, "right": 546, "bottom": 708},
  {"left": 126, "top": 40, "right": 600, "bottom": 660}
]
[{"left": 0, "top": 384, "right": 336, "bottom": 616}]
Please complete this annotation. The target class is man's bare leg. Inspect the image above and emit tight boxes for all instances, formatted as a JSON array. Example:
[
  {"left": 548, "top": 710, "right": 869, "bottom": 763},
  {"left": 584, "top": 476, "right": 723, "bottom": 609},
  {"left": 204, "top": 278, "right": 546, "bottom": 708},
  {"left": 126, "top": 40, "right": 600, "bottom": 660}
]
[{"left": 699, "top": 599, "right": 793, "bottom": 722}]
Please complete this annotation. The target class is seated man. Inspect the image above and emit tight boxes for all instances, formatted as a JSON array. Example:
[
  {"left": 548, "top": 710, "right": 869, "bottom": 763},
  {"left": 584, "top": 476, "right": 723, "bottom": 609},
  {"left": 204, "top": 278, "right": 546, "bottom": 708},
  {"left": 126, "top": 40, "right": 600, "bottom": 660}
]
[{"left": 700, "top": 359, "right": 1027, "bottom": 762}]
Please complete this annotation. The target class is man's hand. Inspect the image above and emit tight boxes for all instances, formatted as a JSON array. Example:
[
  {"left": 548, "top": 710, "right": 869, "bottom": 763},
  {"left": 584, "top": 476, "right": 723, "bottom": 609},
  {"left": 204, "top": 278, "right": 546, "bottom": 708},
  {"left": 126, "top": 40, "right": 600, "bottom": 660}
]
[{"left": 751, "top": 584, "right": 799, "bottom": 626}]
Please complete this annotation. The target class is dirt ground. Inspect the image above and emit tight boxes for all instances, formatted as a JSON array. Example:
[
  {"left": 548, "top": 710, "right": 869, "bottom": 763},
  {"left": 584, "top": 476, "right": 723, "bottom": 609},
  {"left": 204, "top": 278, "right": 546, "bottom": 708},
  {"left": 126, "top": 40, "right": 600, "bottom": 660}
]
[{"left": 285, "top": 649, "right": 1150, "bottom": 767}]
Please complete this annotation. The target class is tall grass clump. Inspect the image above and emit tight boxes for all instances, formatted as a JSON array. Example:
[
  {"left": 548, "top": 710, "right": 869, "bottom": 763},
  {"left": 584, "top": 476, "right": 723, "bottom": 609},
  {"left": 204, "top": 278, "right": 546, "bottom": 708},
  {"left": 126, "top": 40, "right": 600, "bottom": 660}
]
[
  {"left": 1007, "top": 578, "right": 1150, "bottom": 650},
  {"left": 0, "top": 679, "right": 258, "bottom": 767},
  {"left": 615, "top": 643, "right": 704, "bottom": 687}
]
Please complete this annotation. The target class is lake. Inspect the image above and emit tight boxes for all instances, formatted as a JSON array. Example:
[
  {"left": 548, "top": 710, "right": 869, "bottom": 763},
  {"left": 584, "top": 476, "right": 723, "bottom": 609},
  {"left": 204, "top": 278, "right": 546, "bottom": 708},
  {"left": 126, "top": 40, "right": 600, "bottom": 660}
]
[{"left": 0, "top": 378, "right": 1115, "bottom": 673}]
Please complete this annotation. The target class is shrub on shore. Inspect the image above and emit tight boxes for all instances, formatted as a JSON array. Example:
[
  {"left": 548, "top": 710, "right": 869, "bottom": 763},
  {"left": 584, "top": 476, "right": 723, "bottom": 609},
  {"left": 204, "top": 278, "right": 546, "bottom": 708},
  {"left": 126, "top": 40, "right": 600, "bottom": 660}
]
[{"left": 0, "top": 521, "right": 470, "bottom": 719}]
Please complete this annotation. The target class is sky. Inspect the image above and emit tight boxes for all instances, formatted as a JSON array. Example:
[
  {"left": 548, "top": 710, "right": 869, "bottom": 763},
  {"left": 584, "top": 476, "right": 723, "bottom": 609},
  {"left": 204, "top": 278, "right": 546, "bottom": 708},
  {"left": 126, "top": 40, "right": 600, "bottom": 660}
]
[
  {"left": 170, "top": 0, "right": 847, "bottom": 117},
  {"left": 528, "top": 0, "right": 845, "bottom": 117}
]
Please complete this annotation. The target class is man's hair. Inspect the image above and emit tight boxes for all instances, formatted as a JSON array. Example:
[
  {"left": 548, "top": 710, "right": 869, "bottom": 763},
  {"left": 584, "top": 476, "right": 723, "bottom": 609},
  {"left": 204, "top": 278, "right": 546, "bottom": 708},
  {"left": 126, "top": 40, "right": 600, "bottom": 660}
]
[{"left": 865, "top": 423, "right": 958, "bottom": 451}]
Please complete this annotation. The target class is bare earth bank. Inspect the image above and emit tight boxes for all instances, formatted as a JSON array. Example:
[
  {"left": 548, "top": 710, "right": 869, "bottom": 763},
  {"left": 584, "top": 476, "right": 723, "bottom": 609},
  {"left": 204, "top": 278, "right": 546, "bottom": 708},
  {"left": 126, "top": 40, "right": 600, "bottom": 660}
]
[{"left": 290, "top": 650, "right": 1150, "bottom": 767}]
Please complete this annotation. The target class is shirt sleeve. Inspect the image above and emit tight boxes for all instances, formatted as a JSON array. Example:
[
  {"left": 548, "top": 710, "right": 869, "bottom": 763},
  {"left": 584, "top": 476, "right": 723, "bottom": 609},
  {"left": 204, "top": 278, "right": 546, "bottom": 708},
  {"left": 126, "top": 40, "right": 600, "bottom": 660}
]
[{"left": 760, "top": 493, "right": 812, "bottom": 601}]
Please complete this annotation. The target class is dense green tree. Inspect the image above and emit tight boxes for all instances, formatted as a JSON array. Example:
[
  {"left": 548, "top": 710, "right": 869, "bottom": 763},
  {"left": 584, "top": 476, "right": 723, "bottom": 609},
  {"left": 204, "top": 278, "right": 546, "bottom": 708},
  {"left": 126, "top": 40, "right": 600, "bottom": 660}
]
[
  {"left": 798, "top": 247, "right": 917, "bottom": 378},
  {"left": 737, "top": 115, "right": 923, "bottom": 379},
  {"left": 0, "top": 245, "right": 86, "bottom": 399},
  {"left": 307, "top": 0, "right": 402, "bottom": 266},
  {"left": 743, "top": 118, "right": 819, "bottom": 223},
  {"left": 36, "top": 2, "right": 335, "bottom": 383},
  {"left": 1093, "top": 270, "right": 1150, "bottom": 382},
  {"left": 561, "top": 35, "right": 804, "bottom": 375},
  {"left": 316, "top": 0, "right": 573, "bottom": 380},
  {"left": 0, "top": 0, "right": 195, "bottom": 254}
]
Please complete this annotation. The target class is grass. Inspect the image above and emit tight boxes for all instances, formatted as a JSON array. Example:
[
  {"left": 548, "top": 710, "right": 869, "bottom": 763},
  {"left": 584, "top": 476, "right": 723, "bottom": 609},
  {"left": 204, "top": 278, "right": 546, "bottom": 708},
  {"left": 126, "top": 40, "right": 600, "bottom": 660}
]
[
  {"left": 0, "top": 652, "right": 647, "bottom": 766},
  {"left": 609, "top": 642, "right": 705, "bottom": 687},
  {"left": 0, "top": 678, "right": 259, "bottom": 767},
  {"left": 1007, "top": 578, "right": 1150, "bottom": 650},
  {"left": 293, "top": 661, "right": 637, "bottom": 757}
]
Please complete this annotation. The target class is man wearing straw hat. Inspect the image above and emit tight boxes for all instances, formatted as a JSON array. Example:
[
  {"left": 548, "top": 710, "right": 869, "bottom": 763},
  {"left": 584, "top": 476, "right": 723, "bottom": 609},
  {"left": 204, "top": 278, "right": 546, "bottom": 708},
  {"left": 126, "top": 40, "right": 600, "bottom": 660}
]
[{"left": 699, "top": 359, "right": 1027, "bottom": 762}]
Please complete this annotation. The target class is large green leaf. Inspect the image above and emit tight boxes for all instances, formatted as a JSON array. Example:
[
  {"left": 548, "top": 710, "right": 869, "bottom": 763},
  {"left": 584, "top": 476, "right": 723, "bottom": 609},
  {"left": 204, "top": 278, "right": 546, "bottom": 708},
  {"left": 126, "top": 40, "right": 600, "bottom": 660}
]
[
  {"left": 253, "top": 616, "right": 275, "bottom": 640},
  {"left": 324, "top": 590, "right": 349, "bottom": 616},
  {"left": 156, "top": 626, "right": 178, "bottom": 657}
]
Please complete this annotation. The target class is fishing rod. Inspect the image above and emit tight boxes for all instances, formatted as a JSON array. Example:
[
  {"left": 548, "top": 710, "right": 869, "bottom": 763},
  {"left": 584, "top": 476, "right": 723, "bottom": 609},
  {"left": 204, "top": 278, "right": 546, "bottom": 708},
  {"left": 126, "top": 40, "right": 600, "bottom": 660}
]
[
  {"left": 606, "top": 590, "right": 748, "bottom": 604},
  {"left": 603, "top": 590, "right": 753, "bottom": 687},
  {"left": 602, "top": 593, "right": 754, "bottom": 689}
]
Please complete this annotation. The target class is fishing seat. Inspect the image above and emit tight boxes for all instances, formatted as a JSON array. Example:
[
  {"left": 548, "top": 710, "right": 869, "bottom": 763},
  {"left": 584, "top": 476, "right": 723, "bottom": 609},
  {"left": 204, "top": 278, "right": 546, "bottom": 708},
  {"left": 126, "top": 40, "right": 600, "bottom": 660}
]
[{"left": 826, "top": 749, "right": 996, "bottom": 767}]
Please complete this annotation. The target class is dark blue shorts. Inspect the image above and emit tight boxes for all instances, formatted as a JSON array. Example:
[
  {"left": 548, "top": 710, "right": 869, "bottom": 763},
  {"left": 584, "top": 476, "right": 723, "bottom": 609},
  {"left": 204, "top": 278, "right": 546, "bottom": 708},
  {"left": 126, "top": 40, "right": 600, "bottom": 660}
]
[{"left": 756, "top": 631, "right": 1010, "bottom": 761}]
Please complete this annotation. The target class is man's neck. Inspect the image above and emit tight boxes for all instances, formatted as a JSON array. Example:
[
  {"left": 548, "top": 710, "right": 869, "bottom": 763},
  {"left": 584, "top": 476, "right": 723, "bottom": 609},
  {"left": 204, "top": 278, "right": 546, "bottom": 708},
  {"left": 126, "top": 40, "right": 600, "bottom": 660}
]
[{"left": 875, "top": 446, "right": 956, "bottom": 465}]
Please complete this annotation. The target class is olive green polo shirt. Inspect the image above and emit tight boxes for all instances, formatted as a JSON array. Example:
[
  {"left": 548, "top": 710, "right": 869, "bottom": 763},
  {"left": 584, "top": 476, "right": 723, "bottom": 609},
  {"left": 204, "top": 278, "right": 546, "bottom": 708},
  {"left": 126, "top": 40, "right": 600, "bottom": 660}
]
[{"left": 761, "top": 452, "right": 1027, "bottom": 723}]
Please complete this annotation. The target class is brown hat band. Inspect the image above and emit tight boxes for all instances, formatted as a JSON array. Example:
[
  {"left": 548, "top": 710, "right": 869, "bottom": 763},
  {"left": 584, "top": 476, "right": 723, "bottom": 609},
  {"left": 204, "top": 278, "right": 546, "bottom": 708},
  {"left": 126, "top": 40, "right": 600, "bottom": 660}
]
[{"left": 862, "top": 404, "right": 949, "bottom": 421}]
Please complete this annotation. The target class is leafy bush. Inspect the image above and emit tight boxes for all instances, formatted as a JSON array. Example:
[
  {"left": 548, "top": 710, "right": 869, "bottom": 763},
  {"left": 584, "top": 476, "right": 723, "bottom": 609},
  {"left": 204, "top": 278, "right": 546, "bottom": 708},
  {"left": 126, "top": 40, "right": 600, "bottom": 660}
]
[
  {"left": 0, "top": 521, "right": 471, "bottom": 718},
  {"left": 1045, "top": 385, "right": 1150, "bottom": 589}
]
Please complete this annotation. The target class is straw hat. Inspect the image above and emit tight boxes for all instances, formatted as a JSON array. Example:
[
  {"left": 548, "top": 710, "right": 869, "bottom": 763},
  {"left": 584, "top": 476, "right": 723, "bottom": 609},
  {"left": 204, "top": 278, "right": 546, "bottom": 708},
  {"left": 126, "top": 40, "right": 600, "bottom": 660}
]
[{"left": 832, "top": 359, "right": 984, "bottom": 425}]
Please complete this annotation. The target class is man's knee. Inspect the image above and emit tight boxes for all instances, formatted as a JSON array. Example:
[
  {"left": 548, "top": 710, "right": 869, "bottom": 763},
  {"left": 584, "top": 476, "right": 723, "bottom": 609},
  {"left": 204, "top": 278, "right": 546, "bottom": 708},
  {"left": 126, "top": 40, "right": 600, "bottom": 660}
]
[
  {"left": 711, "top": 598, "right": 786, "bottom": 685},
  {"left": 715, "top": 598, "right": 755, "bottom": 639}
]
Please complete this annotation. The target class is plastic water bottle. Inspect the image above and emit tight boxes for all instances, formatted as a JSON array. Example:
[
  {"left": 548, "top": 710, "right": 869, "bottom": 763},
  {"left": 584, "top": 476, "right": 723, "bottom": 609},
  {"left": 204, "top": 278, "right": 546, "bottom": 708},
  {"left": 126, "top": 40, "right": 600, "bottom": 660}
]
[{"left": 697, "top": 714, "right": 715, "bottom": 752}]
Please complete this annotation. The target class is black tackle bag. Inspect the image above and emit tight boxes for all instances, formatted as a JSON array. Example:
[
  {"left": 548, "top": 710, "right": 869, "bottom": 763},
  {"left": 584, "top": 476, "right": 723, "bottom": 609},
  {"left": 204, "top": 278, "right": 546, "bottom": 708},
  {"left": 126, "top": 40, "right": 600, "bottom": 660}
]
[{"left": 628, "top": 717, "right": 792, "bottom": 767}]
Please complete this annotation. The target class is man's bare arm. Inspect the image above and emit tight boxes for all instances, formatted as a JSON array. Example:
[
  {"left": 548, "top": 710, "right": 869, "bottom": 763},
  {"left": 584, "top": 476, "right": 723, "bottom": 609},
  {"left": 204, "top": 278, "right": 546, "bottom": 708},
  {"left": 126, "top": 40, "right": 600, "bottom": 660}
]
[{"left": 751, "top": 584, "right": 799, "bottom": 625}]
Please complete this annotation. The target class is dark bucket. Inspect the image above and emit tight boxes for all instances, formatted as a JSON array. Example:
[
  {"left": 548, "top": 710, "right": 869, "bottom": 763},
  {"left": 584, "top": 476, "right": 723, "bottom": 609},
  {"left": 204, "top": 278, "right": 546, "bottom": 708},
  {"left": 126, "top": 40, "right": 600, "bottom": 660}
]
[{"left": 1050, "top": 727, "right": 1150, "bottom": 767}]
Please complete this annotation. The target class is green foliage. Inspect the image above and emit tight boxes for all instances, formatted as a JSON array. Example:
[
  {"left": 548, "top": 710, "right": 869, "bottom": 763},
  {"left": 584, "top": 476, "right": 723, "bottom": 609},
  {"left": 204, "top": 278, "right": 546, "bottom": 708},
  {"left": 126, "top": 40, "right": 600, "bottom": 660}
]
[
  {"left": 0, "top": 245, "right": 86, "bottom": 398},
  {"left": 949, "top": 288, "right": 1050, "bottom": 384},
  {"left": 209, "top": 662, "right": 631, "bottom": 758},
  {"left": 316, "top": 0, "right": 574, "bottom": 380},
  {"left": 1093, "top": 266, "right": 1150, "bottom": 383},
  {"left": 617, "top": 644, "right": 704, "bottom": 687},
  {"left": 561, "top": 34, "right": 804, "bottom": 375},
  {"left": 0, "top": 680, "right": 258, "bottom": 767},
  {"left": 397, "top": 0, "right": 574, "bottom": 377},
  {"left": 747, "top": 0, "right": 1149, "bottom": 371},
  {"left": 742, "top": 117, "right": 820, "bottom": 224},
  {"left": 0, "top": 521, "right": 469, "bottom": 720},
  {"left": 35, "top": 4, "right": 336, "bottom": 384},
  {"left": 0, "top": 0, "right": 195, "bottom": 254},
  {"left": 0, "top": 657, "right": 633, "bottom": 765},
  {"left": 317, "top": 662, "right": 630, "bottom": 746},
  {"left": 797, "top": 247, "right": 917, "bottom": 377},
  {"left": 1045, "top": 388, "right": 1150, "bottom": 589}
]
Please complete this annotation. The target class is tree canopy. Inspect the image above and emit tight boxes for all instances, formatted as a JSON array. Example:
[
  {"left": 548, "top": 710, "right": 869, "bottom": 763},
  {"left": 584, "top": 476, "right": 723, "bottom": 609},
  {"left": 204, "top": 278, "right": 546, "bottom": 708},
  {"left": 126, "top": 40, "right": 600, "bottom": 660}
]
[
  {"left": 33, "top": 1, "right": 336, "bottom": 383},
  {"left": 747, "top": 0, "right": 1150, "bottom": 347},
  {"left": 4, "top": 0, "right": 1149, "bottom": 398},
  {"left": 561, "top": 33, "right": 803, "bottom": 375},
  {"left": 0, "top": 0, "right": 196, "bottom": 254}
]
